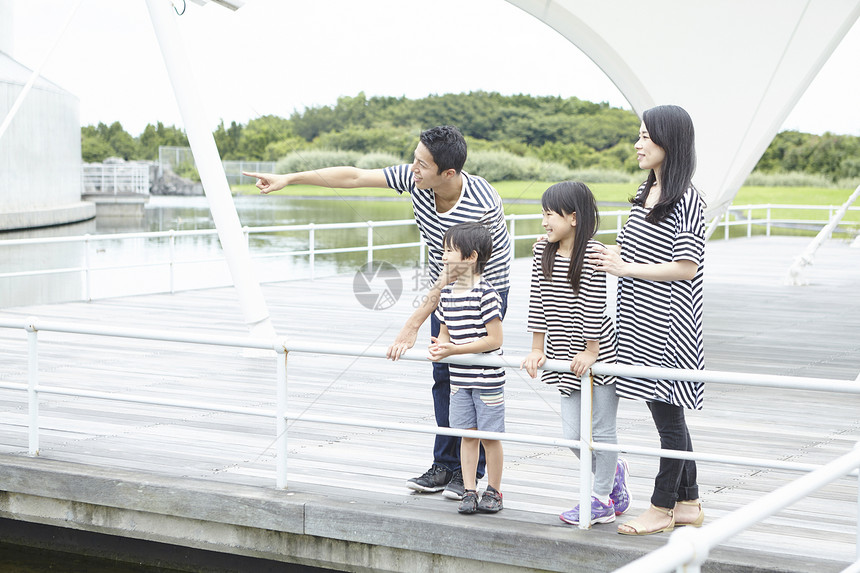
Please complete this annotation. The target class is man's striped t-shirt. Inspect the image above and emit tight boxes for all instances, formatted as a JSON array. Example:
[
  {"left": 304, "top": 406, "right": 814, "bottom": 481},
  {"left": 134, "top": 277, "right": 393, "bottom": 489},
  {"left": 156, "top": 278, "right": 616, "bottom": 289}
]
[{"left": 383, "top": 165, "right": 511, "bottom": 291}]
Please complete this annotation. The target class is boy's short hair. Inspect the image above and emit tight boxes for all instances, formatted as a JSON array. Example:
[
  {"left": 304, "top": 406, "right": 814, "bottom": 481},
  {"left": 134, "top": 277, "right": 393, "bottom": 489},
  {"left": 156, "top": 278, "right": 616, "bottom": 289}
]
[
  {"left": 442, "top": 222, "right": 493, "bottom": 274},
  {"left": 420, "top": 125, "right": 467, "bottom": 174}
]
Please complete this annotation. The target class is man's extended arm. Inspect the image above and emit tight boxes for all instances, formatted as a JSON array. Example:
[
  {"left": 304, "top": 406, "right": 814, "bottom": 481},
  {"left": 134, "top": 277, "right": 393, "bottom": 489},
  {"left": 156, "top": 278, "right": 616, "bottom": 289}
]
[{"left": 243, "top": 167, "right": 389, "bottom": 194}]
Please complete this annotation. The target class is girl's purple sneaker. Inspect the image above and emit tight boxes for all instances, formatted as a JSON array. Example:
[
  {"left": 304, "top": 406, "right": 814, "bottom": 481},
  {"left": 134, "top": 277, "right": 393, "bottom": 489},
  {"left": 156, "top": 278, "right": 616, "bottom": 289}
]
[
  {"left": 559, "top": 497, "right": 616, "bottom": 525},
  {"left": 610, "top": 458, "right": 632, "bottom": 515}
]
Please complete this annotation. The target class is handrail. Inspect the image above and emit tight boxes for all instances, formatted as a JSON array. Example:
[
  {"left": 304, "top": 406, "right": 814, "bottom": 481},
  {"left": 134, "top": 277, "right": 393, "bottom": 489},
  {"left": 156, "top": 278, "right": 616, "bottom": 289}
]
[
  {"left": 0, "top": 313, "right": 858, "bottom": 569},
  {"left": 614, "top": 444, "right": 860, "bottom": 573},
  {"left": 3, "top": 204, "right": 858, "bottom": 305},
  {"left": 786, "top": 184, "right": 860, "bottom": 285}
]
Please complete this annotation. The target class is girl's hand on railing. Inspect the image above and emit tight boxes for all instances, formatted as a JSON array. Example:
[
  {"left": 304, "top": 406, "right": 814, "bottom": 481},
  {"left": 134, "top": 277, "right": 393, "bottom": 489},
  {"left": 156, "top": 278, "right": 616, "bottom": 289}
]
[
  {"left": 570, "top": 349, "right": 598, "bottom": 377},
  {"left": 521, "top": 349, "right": 546, "bottom": 378}
]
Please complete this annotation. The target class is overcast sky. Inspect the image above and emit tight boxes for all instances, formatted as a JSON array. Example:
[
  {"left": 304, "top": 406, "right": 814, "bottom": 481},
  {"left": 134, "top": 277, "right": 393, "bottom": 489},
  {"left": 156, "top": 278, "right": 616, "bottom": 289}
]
[{"left": 8, "top": 0, "right": 860, "bottom": 137}]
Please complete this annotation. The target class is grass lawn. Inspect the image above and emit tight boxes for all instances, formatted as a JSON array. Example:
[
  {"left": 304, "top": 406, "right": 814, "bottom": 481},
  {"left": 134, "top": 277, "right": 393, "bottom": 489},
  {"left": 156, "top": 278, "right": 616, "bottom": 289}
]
[{"left": 232, "top": 181, "right": 857, "bottom": 218}]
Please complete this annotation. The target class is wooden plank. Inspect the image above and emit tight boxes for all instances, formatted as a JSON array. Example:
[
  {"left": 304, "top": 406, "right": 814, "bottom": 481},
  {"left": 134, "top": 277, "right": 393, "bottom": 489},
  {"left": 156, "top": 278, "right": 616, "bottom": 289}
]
[{"left": 0, "top": 236, "right": 859, "bottom": 569}]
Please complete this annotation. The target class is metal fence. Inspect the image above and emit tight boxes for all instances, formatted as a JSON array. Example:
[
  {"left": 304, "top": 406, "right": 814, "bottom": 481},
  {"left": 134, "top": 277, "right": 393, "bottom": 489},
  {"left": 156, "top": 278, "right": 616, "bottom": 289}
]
[
  {"left": 80, "top": 163, "right": 150, "bottom": 195},
  {"left": 157, "top": 146, "right": 275, "bottom": 185},
  {"left": 222, "top": 160, "right": 277, "bottom": 185},
  {"left": 2, "top": 205, "right": 859, "bottom": 305},
  {"left": 0, "top": 315, "right": 857, "bottom": 572}
]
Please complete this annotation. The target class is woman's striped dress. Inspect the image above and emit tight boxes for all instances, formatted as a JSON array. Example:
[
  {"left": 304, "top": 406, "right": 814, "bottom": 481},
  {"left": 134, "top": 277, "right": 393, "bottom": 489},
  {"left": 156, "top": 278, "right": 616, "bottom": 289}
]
[{"left": 613, "top": 186, "right": 706, "bottom": 410}]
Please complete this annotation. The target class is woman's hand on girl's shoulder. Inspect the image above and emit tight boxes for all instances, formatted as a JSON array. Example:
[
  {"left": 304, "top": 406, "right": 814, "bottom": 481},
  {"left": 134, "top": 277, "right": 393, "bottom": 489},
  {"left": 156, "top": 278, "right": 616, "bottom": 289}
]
[{"left": 532, "top": 235, "right": 547, "bottom": 254}]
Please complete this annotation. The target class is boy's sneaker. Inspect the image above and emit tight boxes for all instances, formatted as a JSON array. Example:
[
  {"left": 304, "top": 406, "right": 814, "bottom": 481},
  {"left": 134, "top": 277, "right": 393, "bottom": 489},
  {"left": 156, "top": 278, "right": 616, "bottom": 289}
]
[
  {"left": 559, "top": 497, "right": 616, "bottom": 525},
  {"left": 406, "top": 464, "right": 452, "bottom": 493},
  {"left": 458, "top": 490, "right": 479, "bottom": 514},
  {"left": 610, "top": 458, "right": 632, "bottom": 515},
  {"left": 442, "top": 469, "right": 465, "bottom": 500},
  {"left": 476, "top": 486, "right": 503, "bottom": 513}
]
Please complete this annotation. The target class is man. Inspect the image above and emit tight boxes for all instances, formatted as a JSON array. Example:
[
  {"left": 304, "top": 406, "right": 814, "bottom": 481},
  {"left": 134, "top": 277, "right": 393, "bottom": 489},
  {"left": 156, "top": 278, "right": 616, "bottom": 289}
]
[{"left": 244, "top": 125, "right": 511, "bottom": 499}]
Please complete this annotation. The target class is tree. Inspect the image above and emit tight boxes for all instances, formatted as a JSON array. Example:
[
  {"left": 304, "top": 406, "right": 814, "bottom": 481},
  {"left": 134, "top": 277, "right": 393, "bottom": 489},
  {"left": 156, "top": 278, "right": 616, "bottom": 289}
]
[{"left": 138, "top": 122, "right": 189, "bottom": 160}]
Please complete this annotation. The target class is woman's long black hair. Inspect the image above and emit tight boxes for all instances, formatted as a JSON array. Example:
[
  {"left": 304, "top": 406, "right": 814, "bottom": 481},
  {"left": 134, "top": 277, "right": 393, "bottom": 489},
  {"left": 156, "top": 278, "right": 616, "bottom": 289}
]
[
  {"left": 632, "top": 105, "right": 697, "bottom": 224},
  {"left": 541, "top": 181, "right": 600, "bottom": 294}
]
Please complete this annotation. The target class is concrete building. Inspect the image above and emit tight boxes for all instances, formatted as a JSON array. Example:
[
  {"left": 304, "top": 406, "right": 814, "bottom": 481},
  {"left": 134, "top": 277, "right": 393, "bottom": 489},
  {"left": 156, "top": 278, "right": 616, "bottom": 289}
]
[{"left": 0, "top": 2, "right": 95, "bottom": 232}]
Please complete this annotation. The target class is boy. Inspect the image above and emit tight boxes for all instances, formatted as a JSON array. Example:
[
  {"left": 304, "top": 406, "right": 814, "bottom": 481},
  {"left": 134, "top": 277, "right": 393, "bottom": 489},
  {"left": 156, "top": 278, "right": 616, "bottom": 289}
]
[
  {"left": 244, "top": 126, "right": 511, "bottom": 498},
  {"left": 427, "top": 222, "right": 505, "bottom": 514}
]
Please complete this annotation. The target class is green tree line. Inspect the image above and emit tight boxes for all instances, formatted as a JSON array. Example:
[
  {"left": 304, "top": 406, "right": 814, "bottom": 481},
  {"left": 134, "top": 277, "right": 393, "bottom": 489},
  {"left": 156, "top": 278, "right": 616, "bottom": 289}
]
[{"left": 81, "top": 91, "right": 860, "bottom": 183}]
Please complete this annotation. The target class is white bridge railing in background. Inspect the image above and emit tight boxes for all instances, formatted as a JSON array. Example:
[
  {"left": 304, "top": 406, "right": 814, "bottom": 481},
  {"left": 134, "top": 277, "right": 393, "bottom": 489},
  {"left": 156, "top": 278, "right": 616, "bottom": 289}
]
[
  {"left": 0, "top": 316, "right": 857, "bottom": 571},
  {"left": 81, "top": 163, "right": 150, "bottom": 195},
  {"left": 2, "top": 204, "right": 858, "bottom": 304},
  {"left": 786, "top": 184, "right": 860, "bottom": 285}
]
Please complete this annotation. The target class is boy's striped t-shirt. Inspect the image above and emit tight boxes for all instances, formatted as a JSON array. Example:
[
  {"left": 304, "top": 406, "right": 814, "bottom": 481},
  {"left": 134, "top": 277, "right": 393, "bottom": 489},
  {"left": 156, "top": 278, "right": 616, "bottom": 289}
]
[
  {"left": 434, "top": 278, "right": 505, "bottom": 389},
  {"left": 383, "top": 165, "right": 511, "bottom": 291}
]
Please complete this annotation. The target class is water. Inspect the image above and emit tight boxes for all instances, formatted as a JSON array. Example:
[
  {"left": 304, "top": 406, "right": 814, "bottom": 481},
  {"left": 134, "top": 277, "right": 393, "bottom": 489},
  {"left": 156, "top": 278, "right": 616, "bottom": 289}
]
[
  {"left": 0, "top": 195, "right": 431, "bottom": 307},
  {"left": 1, "top": 195, "right": 549, "bottom": 308}
]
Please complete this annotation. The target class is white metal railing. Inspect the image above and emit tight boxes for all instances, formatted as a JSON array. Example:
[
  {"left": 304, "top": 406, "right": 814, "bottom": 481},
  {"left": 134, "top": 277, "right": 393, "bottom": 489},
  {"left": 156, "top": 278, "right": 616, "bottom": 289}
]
[
  {"left": 81, "top": 163, "right": 150, "bottom": 195},
  {"left": 0, "top": 315, "right": 858, "bottom": 571},
  {"left": 615, "top": 444, "right": 860, "bottom": 573},
  {"left": 786, "top": 184, "right": 860, "bottom": 285},
  {"left": 2, "top": 204, "right": 858, "bottom": 305},
  {"left": 717, "top": 203, "right": 860, "bottom": 240}
]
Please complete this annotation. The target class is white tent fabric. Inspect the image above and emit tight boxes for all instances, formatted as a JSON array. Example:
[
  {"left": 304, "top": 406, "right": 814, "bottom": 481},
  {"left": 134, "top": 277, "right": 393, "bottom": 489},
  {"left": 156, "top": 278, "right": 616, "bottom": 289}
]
[{"left": 506, "top": 0, "right": 860, "bottom": 220}]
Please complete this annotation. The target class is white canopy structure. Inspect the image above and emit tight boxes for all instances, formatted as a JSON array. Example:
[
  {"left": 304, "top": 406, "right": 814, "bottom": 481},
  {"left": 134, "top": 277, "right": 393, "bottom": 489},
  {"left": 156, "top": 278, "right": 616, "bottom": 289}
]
[
  {"left": 3, "top": 0, "right": 858, "bottom": 337},
  {"left": 506, "top": 0, "right": 860, "bottom": 221}
]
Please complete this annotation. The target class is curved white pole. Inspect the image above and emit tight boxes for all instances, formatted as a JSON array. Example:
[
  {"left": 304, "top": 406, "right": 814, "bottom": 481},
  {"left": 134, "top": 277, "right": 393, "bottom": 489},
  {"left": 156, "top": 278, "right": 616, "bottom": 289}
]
[{"left": 145, "top": 0, "right": 275, "bottom": 340}]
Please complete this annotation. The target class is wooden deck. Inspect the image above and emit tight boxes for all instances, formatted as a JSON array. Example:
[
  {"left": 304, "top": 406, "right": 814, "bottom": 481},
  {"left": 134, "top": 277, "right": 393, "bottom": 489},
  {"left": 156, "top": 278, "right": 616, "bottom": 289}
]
[{"left": 1, "top": 236, "right": 859, "bottom": 572}]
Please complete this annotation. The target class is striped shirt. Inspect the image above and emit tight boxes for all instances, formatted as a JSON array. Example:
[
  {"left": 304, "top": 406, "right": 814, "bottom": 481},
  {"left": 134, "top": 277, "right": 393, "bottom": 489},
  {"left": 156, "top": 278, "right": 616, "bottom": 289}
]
[
  {"left": 434, "top": 278, "right": 505, "bottom": 389},
  {"left": 383, "top": 165, "right": 511, "bottom": 291},
  {"left": 614, "top": 186, "right": 706, "bottom": 410},
  {"left": 527, "top": 240, "right": 617, "bottom": 395}
]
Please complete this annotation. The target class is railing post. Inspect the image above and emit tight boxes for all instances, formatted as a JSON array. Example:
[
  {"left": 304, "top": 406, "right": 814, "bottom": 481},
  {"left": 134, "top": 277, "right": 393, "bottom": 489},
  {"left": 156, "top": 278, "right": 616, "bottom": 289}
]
[
  {"left": 367, "top": 221, "right": 374, "bottom": 265},
  {"left": 724, "top": 210, "right": 730, "bottom": 240},
  {"left": 25, "top": 317, "right": 39, "bottom": 456},
  {"left": 509, "top": 217, "right": 517, "bottom": 262},
  {"left": 84, "top": 234, "right": 92, "bottom": 301},
  {"left": 276, "top": 346, "right": 289, "bottom": 489},
  {"left": 747, "top": 208, "right": 752, "bottom": 237},
  {"left": 856, "top": 441, "right": 860, "bottom": 564},
  {"left": 309, "top": 224, "right": 315, "bottom": 280},
  {"left": 579, "top": 372, "right": 594, "bottom": 529},
  {"left": 169, "top": 230, "right": 176, "bottom": 294},
  {"left": 766, "top": 206, "right": 772, "bottom": 237}
]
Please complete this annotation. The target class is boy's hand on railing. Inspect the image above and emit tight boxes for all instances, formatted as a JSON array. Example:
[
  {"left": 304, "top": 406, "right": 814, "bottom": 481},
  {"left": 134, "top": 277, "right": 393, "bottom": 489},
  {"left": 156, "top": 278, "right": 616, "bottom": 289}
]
[
  {"left": 427, "top": 336, "right": 456, "bottom": 362},
  {"left": 521, "top": 349, "right": 546, "bottom": 378}
]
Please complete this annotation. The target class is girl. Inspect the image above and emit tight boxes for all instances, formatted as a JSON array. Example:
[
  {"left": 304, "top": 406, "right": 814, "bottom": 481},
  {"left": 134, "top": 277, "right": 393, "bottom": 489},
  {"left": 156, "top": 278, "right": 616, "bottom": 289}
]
[
  {"left": 590, "top": 105, "right": 706, "bottom": 535},
  {"left": 521, "top": 181, "right": 630, "bottom": 526}
]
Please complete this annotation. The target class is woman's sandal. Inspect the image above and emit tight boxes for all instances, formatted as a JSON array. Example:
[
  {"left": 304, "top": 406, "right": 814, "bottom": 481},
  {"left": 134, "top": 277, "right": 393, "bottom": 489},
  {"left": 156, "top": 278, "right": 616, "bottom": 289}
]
[
  {"left": 674, "top": 500, "right": 705, "bottom": 527},
  {"left": 617, "top": 504, "right": 675, "bottom": 536}
]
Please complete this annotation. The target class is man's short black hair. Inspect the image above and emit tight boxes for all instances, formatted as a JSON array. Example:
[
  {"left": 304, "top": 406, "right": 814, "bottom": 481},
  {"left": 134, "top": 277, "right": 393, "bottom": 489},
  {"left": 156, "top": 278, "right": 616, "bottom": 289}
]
[{"left": 420, "top": 125, "right": 467, "bottom": 174}]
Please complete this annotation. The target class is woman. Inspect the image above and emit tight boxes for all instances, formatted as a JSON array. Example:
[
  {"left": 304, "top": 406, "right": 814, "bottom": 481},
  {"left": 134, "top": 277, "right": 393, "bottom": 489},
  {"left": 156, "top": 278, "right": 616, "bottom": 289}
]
[{"left": 590, "top": 104, "right": 706, "bottom": 535}]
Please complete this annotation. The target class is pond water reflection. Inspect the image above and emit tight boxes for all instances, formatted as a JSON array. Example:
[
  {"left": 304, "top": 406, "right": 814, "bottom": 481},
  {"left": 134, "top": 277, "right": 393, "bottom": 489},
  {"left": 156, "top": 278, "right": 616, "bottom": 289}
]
[{"left": 0, "top": 195, "right": 429, "bottom": 307}]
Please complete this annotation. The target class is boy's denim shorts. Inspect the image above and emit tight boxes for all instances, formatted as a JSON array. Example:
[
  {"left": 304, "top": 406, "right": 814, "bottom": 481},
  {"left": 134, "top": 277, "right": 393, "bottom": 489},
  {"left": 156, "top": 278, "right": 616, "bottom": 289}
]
[{"left": 449, "top": 386, "right": 505, "bottom": 433}]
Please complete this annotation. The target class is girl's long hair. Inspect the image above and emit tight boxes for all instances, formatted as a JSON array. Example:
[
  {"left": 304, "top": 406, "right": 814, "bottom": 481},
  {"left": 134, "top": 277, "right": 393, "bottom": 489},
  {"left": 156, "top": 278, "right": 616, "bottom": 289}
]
[
  {"left": 632, "top": 105, "right": 697, "bottom": 224},
  {"left": 541, "top": 181, "right": 600, "bottom": 294}
]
